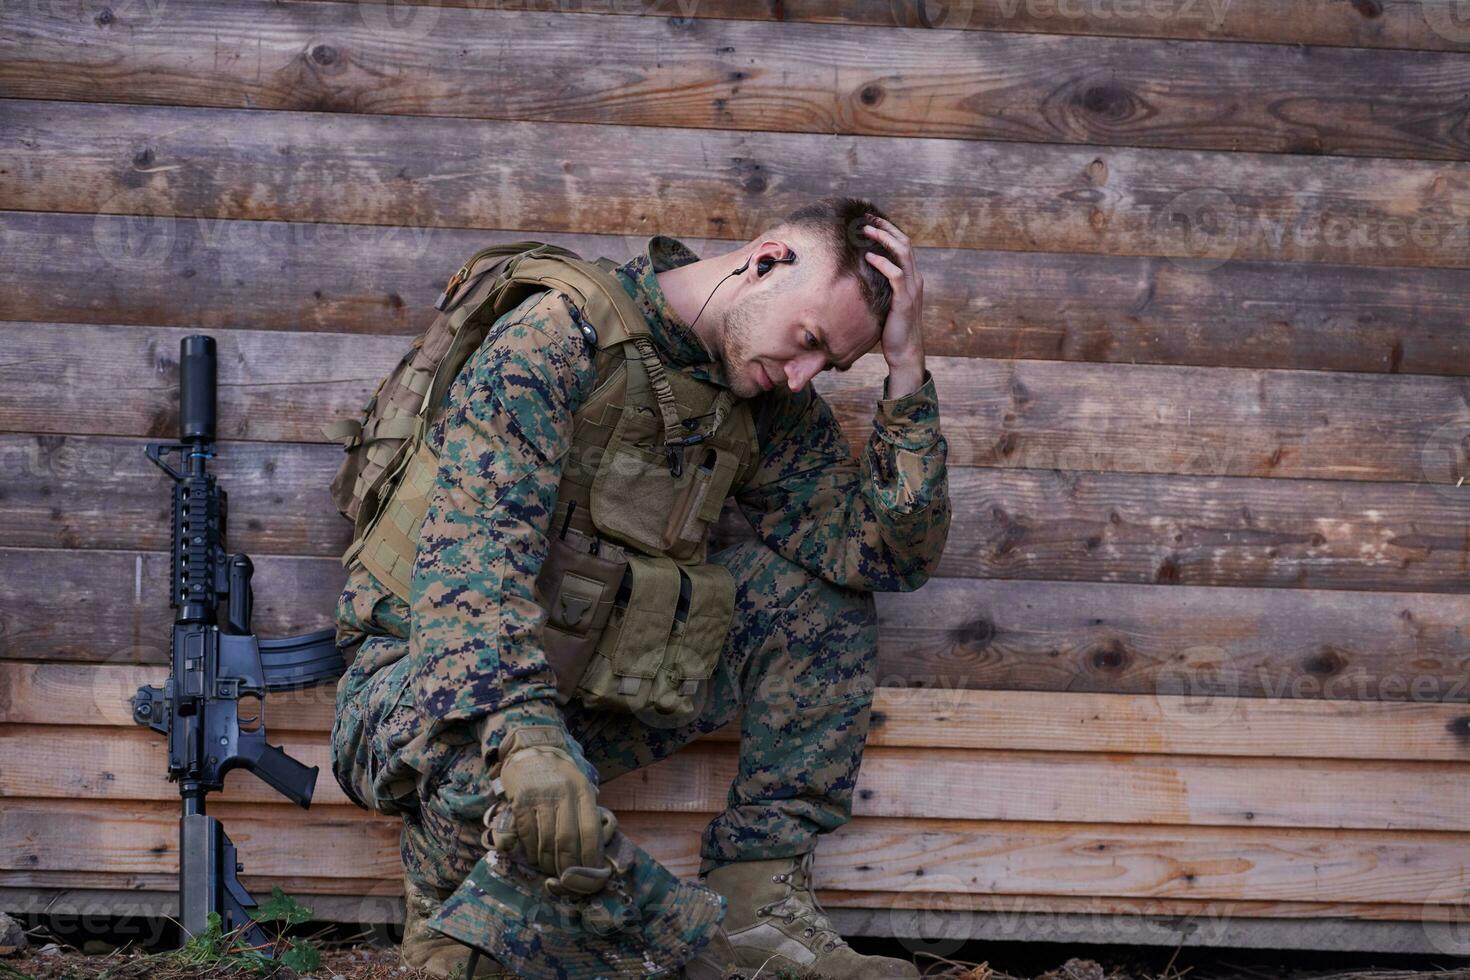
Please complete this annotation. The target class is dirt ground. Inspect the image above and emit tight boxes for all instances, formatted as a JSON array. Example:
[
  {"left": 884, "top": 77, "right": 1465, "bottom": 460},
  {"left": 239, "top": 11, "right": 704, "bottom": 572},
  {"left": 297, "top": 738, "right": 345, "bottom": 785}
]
[
  {"left": 3, "top": 914, "right": 1470, "bottom": 980},
  {"left": 6, "top": 943, "right": 1470, "bottom": 980}
]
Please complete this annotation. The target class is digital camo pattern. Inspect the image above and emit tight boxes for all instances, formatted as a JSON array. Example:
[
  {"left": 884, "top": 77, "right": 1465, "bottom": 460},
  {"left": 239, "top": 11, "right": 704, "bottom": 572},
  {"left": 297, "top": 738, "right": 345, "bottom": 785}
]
[
  {"left": 337, "top": 537, "right": 876, "bottom": 976},
  {"left": 329, "top": 234, "right": 950, "bottom": 966}
]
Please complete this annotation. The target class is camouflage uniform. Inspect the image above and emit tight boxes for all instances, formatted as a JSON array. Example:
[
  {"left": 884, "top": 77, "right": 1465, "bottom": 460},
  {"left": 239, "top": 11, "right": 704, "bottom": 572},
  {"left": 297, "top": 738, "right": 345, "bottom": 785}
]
[{"left": 331, "top": 236, "right": 949, "bottom": 958}]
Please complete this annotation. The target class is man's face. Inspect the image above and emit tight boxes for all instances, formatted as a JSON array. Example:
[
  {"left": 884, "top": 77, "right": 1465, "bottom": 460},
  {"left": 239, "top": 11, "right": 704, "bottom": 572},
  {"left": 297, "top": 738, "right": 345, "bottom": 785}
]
[{"left": 716, "top": 262, "right": 881, "bottom": 399}]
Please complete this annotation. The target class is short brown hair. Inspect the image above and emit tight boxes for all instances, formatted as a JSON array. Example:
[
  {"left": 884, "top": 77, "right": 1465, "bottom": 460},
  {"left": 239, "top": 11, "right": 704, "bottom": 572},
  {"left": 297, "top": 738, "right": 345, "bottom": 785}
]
[{"left": 775, "top": 196, "right": 897, "bottom": 331}]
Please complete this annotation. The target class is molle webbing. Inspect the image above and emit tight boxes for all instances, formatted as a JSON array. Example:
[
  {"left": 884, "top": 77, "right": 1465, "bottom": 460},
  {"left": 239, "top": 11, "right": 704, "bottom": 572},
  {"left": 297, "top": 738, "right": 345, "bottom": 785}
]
[{"left": 327, "top": 241, "right": 758, "bottom": 724}]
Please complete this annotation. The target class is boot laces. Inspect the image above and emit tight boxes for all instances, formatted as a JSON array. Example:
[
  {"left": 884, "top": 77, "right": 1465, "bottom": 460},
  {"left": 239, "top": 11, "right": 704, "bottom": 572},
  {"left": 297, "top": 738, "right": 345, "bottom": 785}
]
[{"left": 759, "top": 853, "right": 844, "bottom": 954}]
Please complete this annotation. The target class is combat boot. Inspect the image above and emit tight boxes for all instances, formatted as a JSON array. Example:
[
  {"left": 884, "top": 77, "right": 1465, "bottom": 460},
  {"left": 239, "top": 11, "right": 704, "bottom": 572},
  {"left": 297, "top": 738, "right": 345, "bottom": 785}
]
[
  {"left": 401, "top": 874, "right": 506, "bottom": 978},
  {"left": 701, "top": 853, "right": 918, "bottom": 979}
]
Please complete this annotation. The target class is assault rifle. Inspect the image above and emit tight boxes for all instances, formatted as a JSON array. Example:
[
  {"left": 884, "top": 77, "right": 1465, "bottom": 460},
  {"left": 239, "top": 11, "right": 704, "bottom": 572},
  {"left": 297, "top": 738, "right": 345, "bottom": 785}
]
[{"left": 131, "top": 335, "right": 345, "bottom": 949}]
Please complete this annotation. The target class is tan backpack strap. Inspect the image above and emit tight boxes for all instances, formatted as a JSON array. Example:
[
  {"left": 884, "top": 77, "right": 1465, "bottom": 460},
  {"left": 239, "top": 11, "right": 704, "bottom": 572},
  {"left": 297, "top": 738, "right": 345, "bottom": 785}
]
[
  {"left": 628, "top": 335, "right": 685, "bottom": 450},
  {"left": 504, "top": 255, "right": 689, "bottom": 454},
  {"left": 321, "top": 418, "right": 362, "bottom": 449}
]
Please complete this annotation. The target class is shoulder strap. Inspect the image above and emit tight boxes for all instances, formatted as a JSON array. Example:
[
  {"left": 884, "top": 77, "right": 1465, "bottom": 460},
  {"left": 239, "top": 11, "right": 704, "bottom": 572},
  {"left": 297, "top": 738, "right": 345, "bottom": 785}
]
[
  {"left": 500, "top": 252, "right": 694, "bottom": 456},
  {"left": 428, "top": 244, "right": 728, "bottom": 471}
]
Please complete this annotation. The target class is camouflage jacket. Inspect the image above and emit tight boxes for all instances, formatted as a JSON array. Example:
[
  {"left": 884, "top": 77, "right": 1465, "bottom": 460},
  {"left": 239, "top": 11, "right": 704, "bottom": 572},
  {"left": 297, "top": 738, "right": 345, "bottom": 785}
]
[{"left": 334, "top": 235, "right": 951, "bottom": 744}]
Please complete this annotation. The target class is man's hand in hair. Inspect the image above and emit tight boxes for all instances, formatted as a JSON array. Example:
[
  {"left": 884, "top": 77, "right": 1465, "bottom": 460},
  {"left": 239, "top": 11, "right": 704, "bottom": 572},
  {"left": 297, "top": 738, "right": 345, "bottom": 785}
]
[{"left": 861, "top": 216, "right": 926, "bottom": 398}]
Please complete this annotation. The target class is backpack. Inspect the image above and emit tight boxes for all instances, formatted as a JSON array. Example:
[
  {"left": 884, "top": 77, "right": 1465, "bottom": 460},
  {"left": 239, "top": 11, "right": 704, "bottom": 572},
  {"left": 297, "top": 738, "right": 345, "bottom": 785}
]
[{"left": 321, "top": 241, "right": 647, "bottom": 563}]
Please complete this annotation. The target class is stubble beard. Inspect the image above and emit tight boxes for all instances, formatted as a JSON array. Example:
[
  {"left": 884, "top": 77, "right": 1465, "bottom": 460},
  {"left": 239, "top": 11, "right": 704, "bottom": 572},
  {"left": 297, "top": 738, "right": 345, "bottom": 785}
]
[{"left": 717, "top": 294, "right": 763, "bottom": 400}]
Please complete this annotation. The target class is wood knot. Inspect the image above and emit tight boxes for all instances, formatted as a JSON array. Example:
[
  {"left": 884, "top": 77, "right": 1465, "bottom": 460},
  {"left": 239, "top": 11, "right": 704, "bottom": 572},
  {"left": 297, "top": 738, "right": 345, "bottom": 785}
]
[
  {"left": 1155, "top": 556, "right": 1182, "bottom": 584},
  {"left": 1078, "top": 84, "right": 1135, "bottom": 121},
  {"left": 859, "top": 84, "right": 884, "bottom": 107},
  {"left": 1091, "top": 641, "right": 1128, "bottom": 672},
  {"left": 94, "top": 6, "right": 114, "bottom": 25},
  {"left": 955, "top": 618, "right": 995, "bottom": 648},
  {"left": 1303, "top": 647, "right": 1344, "bottom": 676},
  {"left": 133, "top": 146, "right": 154, "bottom": 169},
  {"left": 311, "top": 44, "right": 338, "bottom": 66}
]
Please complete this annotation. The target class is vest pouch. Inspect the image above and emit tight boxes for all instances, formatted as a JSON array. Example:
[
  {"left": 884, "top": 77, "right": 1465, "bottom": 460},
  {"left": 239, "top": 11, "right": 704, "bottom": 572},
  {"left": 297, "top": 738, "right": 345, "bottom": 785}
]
[
  {"left": 576, "top": 553, "right": 681, "bottom": 714},
  {"left": 646, "top": 562, "right": 735, "bottom": 723},
  {"left": 588, "top": 405, "right": 696, "bottom": 558},
  {"left": 534, "top": 528, "right": 629, "bottom": 705},
  {"left": 664, "top": 446, "right": 742, "bottom": 560}
]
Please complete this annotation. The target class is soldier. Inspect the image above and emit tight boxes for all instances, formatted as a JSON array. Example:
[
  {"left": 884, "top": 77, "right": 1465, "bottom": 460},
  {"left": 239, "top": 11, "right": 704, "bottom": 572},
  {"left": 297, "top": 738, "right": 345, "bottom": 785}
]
[{"left": 331, "top": 196, "right": 950, "bottom": 978}]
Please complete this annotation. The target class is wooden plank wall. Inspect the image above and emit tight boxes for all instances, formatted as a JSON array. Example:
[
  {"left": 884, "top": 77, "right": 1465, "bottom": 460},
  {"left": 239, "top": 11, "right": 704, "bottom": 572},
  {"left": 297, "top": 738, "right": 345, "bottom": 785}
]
[{"left": 3, "top": 0, "right": 1470, "bottom": 950}]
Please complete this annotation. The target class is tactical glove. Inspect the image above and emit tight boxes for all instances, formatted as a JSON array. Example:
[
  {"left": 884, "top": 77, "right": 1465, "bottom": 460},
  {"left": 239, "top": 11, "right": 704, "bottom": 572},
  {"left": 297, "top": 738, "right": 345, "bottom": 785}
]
[{"left": 493, "top": 726, "right": 603, "bottom": 881}]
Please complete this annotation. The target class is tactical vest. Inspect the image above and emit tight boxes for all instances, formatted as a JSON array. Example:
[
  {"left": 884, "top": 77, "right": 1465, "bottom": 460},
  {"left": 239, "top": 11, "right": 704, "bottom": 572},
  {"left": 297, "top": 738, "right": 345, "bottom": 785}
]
[{"left": 324, "top": 243, "right": 756, "bottom": 722}]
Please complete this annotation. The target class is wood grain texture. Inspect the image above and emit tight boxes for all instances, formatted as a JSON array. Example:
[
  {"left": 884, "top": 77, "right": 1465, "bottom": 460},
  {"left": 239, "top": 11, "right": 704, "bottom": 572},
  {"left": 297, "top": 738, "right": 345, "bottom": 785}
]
[
  {"left": 5, "top": 799, "right": 1467, "bottom": 906},
  {"left": 7, "top": 723, "right": 1470, "bottom": 831},
  {"left": 328, "top": 0, "right": 1470, "bottom": 52},
  {"left": 6, "top": 432, "right": 1470, "bottom": 593},
  {"left": 2, "top": 869, "right": 1457, "bottom": 923},
  {"left": 878, "top": 575, "right": 1470, "bottom": 703},
  {"left": 8, "top": 662, "right": 1470, "bottom": 761},
  {"left": 5, "top": 549, "right": 1468, "bottom": 702},
  {"left": 8, "top": 210, "right": 1470, "bottom": 374},
  {"left": 5, "top": 4, "right": 1470, "bottom": 158},
  {"left": 7, "top": 322, "right": 1470, "bottom": 483},
  {"left": 0, "top": 547, "right": 337, "bottom": 666},
  {"left": 8, "top": 101, "right": 1470, "bottom": 271},
  {"left": 938, "top": 466, "right": 1470, "bottom": 592}
]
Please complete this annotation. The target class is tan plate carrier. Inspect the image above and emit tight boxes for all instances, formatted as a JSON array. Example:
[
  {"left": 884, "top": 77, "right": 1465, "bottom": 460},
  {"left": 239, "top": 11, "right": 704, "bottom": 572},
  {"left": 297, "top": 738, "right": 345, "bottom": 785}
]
[{"left": 323, "top": 243, "right": 757, "bottom": 721}]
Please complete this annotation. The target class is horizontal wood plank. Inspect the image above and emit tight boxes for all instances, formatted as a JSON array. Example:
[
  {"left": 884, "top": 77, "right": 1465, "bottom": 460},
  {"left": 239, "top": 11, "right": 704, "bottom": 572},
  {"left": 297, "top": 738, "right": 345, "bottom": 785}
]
[
  {"left": 9, "top": 431, "right": 1469, "bottom": 593},
  {"left": 0, "top": 547, "right": 336, "bottom": 666},
  {"left": 6, "top": 322, "right": 1470, "bottom": 484},
  {"left": 11, "top": 661, "right": 1470, "bottom": 765},
  {"left": 8, "top": 210, "right": 1470, "bottom": 375},
  {"left": 332, "top": 0, "right": 1470, "bottom": 52},
  {"left": 879, "top": 575, "right": 1470, "bottom": 702},
  {"left": 5, "top": 799, "right": 1466, "bottom": 906},
  {"left": 6, "top": 723, "right": 1469, "bottom": 831},
  {"left": 5, "top": 549, "right": 1468, "bottom": 700},
  {"left": 5, "top": 5, "right": 1470, "bottom": 159},
  {"left": 3, "top": 869, "right": 1459, "bottom": 924},
  {"left": 8, "top": 662, "right": 1470, "bottom": 761},
  {"left": 8, "top": 101, "right": 1470, "bottom": 272}
]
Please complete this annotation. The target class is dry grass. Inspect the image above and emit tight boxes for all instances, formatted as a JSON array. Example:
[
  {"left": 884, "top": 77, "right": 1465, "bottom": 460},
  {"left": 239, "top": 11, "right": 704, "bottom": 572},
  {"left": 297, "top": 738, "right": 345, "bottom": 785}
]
[{"left": 5, "top": 945, "right": 1470, "bottom": 980}]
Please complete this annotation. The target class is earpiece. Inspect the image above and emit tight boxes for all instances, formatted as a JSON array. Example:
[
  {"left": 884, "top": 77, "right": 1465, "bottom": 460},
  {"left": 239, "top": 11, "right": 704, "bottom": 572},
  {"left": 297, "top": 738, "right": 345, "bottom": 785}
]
[
  {"left": 755, "top": 250, "right": 797, "bottom": 277},
  {"left": 733, "top": 248, "right": 798, "bottom": 278},
  {"left": 690, "top": 247, "right": 799, "bottom": 330}
]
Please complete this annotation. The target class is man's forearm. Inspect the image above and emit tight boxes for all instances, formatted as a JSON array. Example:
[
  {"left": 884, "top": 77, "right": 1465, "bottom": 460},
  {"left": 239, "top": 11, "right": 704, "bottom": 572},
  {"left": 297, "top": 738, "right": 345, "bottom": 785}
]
[{"left": 883, "top": 354, "right": 926, "bottom": 400}]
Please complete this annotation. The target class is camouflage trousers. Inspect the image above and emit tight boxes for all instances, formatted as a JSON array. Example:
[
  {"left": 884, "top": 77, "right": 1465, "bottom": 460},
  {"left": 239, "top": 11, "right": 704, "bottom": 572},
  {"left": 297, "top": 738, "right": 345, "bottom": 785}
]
[{"left": 330, "top": 539, "right": 879, "bottom": 900}]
